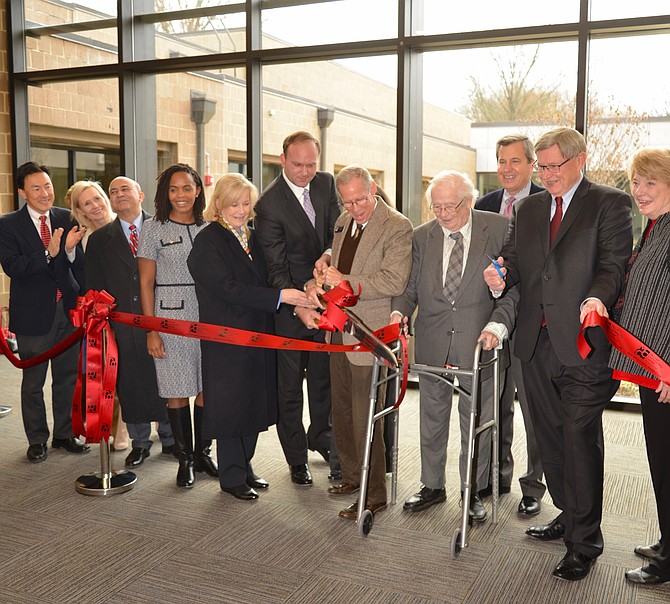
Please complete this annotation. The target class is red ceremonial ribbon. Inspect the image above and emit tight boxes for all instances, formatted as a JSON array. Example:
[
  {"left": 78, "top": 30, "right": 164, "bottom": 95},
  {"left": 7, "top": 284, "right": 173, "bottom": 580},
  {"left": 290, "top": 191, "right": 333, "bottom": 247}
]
[
  {"left": 578, "top": 310, "right": 670, "bottom": 389},
  {"left": 317, "top": 281, "right": 361, "bottom": 332},
  {"left": 69, "top": 290, "right": 119, "bottom": 444},
  {"left": 0, "top": 324, "right": 84, "bottom": 368}
]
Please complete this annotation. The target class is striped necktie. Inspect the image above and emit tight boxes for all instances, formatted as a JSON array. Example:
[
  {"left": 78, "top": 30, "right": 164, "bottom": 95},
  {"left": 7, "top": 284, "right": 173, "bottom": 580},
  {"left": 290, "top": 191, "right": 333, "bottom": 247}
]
[
  {"left": 129, "top": 224, "right": 139, "bottom": 257},
  {"left": 443, "top": 231, "right": 463, "bottom": 304}
]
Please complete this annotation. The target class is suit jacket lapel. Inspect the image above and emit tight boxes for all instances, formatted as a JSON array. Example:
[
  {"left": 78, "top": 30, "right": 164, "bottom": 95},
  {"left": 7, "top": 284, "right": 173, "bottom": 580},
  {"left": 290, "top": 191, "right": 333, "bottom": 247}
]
[
  {"left": 426, "top": 220, "right": 444, "bottom": 292},
  {"left": 18, "top": 206, "right": 44, "bottom": 251},
  {"left": 349, "top": 202, "right": 385, "bottom": 276},
  {"left": 458, "top": 212, "right": 486, "bottom": 298},
  {"left": 551, "top": 177, "right": 589, "bottom": 249},
  {"left": 109, "top": 218, "right": 135, "bottom": 267}
]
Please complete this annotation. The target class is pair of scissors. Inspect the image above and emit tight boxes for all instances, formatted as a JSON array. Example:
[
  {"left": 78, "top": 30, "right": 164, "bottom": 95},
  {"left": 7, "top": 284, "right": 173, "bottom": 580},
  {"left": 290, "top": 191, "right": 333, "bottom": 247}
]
[{"left": 485, "top": 254, "right": 506, "bottom": 281}]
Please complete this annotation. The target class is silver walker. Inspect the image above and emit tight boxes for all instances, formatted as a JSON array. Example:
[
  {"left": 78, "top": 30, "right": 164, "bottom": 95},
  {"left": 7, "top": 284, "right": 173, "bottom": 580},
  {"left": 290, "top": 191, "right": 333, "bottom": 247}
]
[{"left": 355, "top": 338, "right": 500, "bottom": 559}]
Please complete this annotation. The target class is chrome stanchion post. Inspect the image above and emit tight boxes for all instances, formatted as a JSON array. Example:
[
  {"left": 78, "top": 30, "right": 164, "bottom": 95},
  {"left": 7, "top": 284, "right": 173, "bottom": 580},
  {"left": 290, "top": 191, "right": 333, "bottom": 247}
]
[{"left": 75, "top": 437, "right": 137, "bottom": 496}]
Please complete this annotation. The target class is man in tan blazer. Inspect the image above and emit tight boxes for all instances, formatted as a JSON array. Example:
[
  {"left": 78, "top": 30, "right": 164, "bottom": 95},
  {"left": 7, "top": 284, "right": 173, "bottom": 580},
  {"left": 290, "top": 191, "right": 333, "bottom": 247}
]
[
  {"left": 307, "top": 164, "right": 413, "bottom": 519},
  {"left": 392, "top": 170, "right": 517, "bottom": 522}
]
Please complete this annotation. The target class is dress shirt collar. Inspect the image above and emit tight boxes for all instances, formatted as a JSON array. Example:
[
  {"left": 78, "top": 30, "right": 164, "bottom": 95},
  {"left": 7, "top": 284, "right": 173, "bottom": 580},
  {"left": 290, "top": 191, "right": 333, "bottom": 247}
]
[
  {"left": 282, "top": 170, "right": 310, "bottom": 204},
  {"left": 553, "top": 174, "right": 583, "bottom": 214},
  {"left": 118, "top": 213, "right": 144, "bottom": 241},
  {"left": 502, "top": 180, "right": 532, "bottom": 202}
]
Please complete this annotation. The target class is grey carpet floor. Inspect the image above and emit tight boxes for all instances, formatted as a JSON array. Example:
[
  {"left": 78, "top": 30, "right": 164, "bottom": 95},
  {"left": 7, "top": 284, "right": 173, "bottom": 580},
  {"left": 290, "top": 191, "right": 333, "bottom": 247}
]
[{"left": 0, "top": 355, "right": 667, "bottom": 603}]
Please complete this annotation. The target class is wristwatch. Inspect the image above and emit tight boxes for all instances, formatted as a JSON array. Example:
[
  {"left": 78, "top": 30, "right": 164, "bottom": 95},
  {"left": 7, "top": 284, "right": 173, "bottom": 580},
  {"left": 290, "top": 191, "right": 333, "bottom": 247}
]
[{"left": 44, "top": 249, "right": 52, "bottom": 264}]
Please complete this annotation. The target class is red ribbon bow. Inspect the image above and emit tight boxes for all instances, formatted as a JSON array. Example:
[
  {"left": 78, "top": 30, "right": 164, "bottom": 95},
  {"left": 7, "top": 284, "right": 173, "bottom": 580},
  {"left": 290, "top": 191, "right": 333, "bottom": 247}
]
[
  {"left": 70, "top": 290, "right": 118, "bottom": 444},
  {"left": 317, "top": 281, "right": 361, "bottom": 332}
]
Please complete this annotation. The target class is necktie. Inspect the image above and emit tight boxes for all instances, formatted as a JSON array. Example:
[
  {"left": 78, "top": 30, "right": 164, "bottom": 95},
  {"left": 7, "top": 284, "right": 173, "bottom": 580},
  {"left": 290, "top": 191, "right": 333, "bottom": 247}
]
[
  {"left": 550, "top": 196, "right": 563, "bottom": 245},
  {"left": 503, "top": 196, "right": 516, "bottom": 218},
  {"left": 129, "top": 224, "right": 139, "bottom": 257},
  {"left": 443, "top": 232, "right": 464, "bottom": 304},
  {"left": 302, "top": 189, "right": 316, "bottom": 228},
  {"left": 353, "top": 223, "right": 364, "bottom": 239},
  {"left": 40, "top": 215, "right": 62, "bottom": 302}
]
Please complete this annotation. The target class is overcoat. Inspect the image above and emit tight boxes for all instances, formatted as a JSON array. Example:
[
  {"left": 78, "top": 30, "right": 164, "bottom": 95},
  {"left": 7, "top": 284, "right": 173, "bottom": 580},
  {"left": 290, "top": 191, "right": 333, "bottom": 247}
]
[{"left": 187, "top": 223, "right": 279, "bottom": 439}]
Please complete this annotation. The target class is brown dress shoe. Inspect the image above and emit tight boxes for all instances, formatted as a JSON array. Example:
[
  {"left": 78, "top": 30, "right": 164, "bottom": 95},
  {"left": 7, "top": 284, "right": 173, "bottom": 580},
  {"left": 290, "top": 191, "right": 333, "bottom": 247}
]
[
  {"left": 338, "top": 500, "right": 387, "bottom": 520},
  {"left": 328, "top": 482, "right": 360, "bottom": 495}
]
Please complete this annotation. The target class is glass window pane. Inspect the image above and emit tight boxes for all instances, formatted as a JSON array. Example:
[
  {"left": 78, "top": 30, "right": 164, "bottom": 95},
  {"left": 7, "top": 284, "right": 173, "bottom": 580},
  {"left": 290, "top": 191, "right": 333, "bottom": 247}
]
[
  {"left": 28, "top": 78, "right": 120, "bottom": 206},
  {"left": 262, "top": 0, "right": 396, "bottom": 48},
  {"left": 262, "top": 57, "right": 397, "bottom": 198},
  {"left": 587, "top": 33, "right": 669, "bottom": 243},
  {"left": 151, "top": 12, "right": 246, "bottom": 59},
  {"left": 25, "top": 2, "right": 117, "bottom": 70},
  {"left": 590, "top": 0, "right": 670, "bottom": 20},
  {"left": 425, "top": 42, "right": 578, "bottom": 223},
  {"left": 417, "top": 0, "right": 579, "bottom": 35},
  {"left": 154, "top": 71, "right": 245, "bottom": 191}
]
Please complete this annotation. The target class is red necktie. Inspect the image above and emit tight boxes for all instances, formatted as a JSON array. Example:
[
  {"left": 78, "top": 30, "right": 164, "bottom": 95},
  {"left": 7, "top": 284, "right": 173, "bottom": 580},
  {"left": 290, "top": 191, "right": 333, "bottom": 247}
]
[
  {"left": 129, "top": 224, "right": 139, "bottom": 257},
  {"left": 40, "top": 215, "right": 62, "bottom": 302},
  {"left": 550, "top": 196, "right": 563, "bottom": 245}
]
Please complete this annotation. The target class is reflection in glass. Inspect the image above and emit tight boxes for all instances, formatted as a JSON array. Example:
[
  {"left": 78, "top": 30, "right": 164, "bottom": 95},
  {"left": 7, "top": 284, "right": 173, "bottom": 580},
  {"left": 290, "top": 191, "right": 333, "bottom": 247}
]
[
  {"left": 417, "top": 0, "right": 578, "bottom": 35},
  {"left": 262, "top": 0, "right": 395, "bottom": 48},
  {"left": 590, "top": 0, "right": 670, "bottom": 20}
]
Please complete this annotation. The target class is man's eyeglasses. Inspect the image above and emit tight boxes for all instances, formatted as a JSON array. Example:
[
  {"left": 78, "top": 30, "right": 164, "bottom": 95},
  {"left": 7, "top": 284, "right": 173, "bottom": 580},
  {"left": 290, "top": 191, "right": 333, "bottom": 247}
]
[
  {"left": 341, "top": 194, "right": 371, "bottom": 209},
  {"left": 536, "top": 157, "right": 572, "bottom": 174},
  {"left": 430, "top": 197, "right": 467, "bottom": 214}
]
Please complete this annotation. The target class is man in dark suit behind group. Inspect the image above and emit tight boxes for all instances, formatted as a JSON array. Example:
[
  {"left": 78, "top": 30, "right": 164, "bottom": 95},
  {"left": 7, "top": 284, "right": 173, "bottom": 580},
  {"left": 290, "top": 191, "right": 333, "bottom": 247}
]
[
  {"left": 475, "top": 134, "right": 546, "bottom": 518},
  {"left": 254, "top": 131, "right": 341, "bottom": 485},
  {"left": 85, "top": 176, "right": 173, "bottom": 468},
  {"left": 484, "top": 127, "right": 633, "bottom": 581},
  {"left": 0, "top": 162, "right": 89, "bottom": 462}
]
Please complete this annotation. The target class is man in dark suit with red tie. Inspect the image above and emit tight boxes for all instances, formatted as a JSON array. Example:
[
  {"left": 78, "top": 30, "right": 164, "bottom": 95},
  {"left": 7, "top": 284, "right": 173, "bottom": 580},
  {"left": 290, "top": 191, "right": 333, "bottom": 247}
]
[
  {"left": 476, "top": 134, "right": 546, "bottom": 518},
  {"left": 0, "top": 162, "right": 89, "bottom": 462},
  {"left": 254, "top": 131, "right": 341, "bottom": 485},
  {"left": 85, "top": 176, "right": 173, "bottom": 468},
  {"left": 484, "top": 127, "right": 633, "bottom": 581}
]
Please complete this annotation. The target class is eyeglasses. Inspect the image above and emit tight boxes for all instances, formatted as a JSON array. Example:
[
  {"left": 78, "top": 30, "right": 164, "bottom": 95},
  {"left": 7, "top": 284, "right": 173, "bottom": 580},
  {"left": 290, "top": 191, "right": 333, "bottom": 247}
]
[
  {"left": 341, "top": 194, "right": 371, "bottom": 209},
  {"left": 536, "top": 157, "right": 572, "bottom": 173},
  {"left": 430, "top": 197, "right": 467, "bottom": 214}
]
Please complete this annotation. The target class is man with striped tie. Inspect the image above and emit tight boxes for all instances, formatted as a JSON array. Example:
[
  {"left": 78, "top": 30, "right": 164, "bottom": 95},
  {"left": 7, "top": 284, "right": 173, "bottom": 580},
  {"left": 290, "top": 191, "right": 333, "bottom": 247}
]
[
  {"left": 85, "top": 176, "right": 173, "bottom": 469},
  {"left": 0, "top": 162, "right": 88, "bottom": 462}
]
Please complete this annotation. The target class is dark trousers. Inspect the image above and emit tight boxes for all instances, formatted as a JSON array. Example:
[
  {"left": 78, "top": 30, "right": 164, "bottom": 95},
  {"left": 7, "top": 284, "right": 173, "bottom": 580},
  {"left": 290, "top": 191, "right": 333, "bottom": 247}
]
[
  {"left": 217, "top": 433, "right": 259, "bottom": 488},
  {"left": 330, "top": 350, "right": 386, "bottom": 505},
  {"left": 639, "top": 385, "right": 670, "bottom": 578},
  {"left": 522, "top": 328, "right": 617, "bottom": 558},
  {"left": 16, "top": 301, "right": 79, "bottom": 445},
  {"left": 126, "top": 420, "right": 173, "bottom": 450},
  {"left": 497, "top": 349, "right": 545, "bottom": 498},
  {"left": 276, "top": 345, "right": 336, "bottom": 468}
]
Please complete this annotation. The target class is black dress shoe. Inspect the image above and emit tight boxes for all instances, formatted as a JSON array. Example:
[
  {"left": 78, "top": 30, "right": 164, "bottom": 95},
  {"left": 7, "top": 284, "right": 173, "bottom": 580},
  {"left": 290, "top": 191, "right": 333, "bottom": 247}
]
[
  {"left": 247, "top": 473, "right": 269, "bottom": 489},
  {"left": 221, "top": 484, "right": 259, "bottom": 500},
  {"left": 27, "top": 443, "right": 48, "bottom": 463},
  {"left": 552, "top": 551, "right": 594, "bottom": 581},
  {"left": 518, "top": 496, "right": 541, "bottom": 516},
  {"left": 403, "top": 486, "right": 446, "bottom": 512},
  {"left": 309, "top": 446, "right": 330, "bottom": 464},
  {"left": 161, "top": 444, "right": 175, "bottom": 456},
  {"left": 625, "top": 566, "right": 669, "bottom": 585},
  {"left": 468, "top": 493, "right": 487, "bottom": 523},
  {"left": 125, "top": 447, "right": 150, "bottom": 467},
  {"left": 52, "top": 437, "right": 90, "bottom": 454},
  {"left": 290, "top": 464, "right": 313, "bottom": 485},
  {"left": 526, "top": 516, "right": 565, "bottom": 541},
  {"left": 634, "top": 541, "right": 662, "bottom": 559},
  {"left": 328, "top": 469, "right": 343, "bottom": 481}
]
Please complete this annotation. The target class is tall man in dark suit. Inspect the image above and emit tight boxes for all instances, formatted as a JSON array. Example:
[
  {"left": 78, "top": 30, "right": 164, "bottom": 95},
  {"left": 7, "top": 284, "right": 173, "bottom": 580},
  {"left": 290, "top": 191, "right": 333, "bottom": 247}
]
[
  {"left": 85, "top": 176, "right": 173, "bottom": 468},
  {"left": 392, "top": 170, "right": 516, "bottom": 523},
  {"left": 475, "top": 134, "right": 546, "bottom": 518},
  {"left": 255, "top": 131, "right": 341, "bottom": 485},
  {"left": 307, "top": 164, "right": 413, "bottom": 519},
  {"left": 484, "top": 127, "right": 633, "bottom": 581},
  {"left": 0, "top": 162, "right": 89, "bottom": 462}
]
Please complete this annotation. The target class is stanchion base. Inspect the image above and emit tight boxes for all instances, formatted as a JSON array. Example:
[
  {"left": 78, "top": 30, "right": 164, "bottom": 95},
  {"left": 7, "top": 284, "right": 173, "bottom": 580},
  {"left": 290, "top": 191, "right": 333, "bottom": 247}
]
[{"left": 75, "top": 470, "right": 137, "bottom": 496}]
